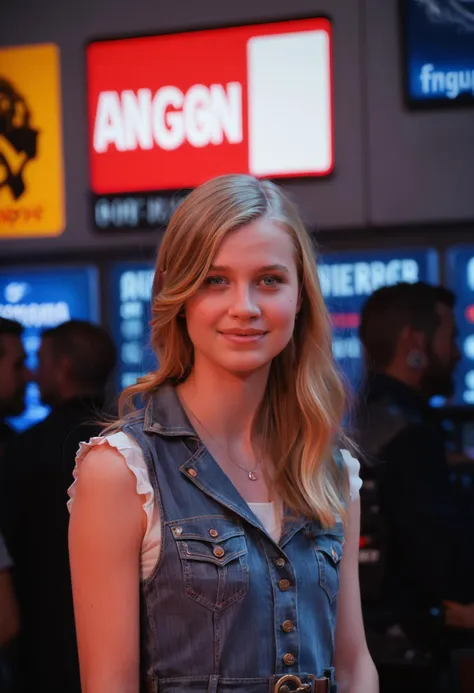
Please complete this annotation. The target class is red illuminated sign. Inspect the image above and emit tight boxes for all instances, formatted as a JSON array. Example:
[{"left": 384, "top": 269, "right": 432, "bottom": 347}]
[{"left": 87, "top": 17, "right": 333, "bottom": 205}]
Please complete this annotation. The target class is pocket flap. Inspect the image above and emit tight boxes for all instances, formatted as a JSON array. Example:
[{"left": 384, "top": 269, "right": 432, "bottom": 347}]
[
  {"left": 179, "top": 537, "right": 247, "bottom": 567},
  {"left": 169, "top": 516, "right": 247, "bottom": 568},
  {"left": 168, "top": 516, "right": 245, "bottom": 543},
  {"left": 315, "top": 539, "right": 343, "bottom": 565}
]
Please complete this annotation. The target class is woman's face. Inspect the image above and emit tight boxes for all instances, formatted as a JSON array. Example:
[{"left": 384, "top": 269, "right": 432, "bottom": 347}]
[{"left": 184, "top": 217, "right": 300, "bottom": 376}]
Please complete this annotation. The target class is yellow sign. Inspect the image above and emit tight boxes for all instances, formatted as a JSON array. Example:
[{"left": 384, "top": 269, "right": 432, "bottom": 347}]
[{"left": 0, "top": 43, "right": 65, "bottom": 237}]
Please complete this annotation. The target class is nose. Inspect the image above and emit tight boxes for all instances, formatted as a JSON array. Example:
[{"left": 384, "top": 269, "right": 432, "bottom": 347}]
[{"left": 228, "top": 284, "right": 261, "bottom": 320}]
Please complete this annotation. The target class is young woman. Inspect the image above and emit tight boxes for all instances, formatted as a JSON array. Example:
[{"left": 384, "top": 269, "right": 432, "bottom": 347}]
[{"left": 68, "top": 175, "right": 378, "bottom": 693}]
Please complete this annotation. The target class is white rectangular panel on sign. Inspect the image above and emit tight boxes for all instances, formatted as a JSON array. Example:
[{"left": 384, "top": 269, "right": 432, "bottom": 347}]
[{"left": 247, "top": 30, "right": 332, "bottom": 177}]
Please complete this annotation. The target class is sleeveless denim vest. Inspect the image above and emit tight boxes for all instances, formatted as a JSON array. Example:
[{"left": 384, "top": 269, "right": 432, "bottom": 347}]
[{"left": 123, "top": 384, "right": 345, "bottom": 693}]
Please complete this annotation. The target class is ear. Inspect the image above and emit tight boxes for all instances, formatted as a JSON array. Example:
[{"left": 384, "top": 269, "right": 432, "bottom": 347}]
[
  {"left": 58, "top": 355, "right": 73, "bottom": 382},
  {"left": 399, "top": 325, "right": 427, "bottom": 360},
  {"left": 411, "top": 328, "right": 427, "bottom": 353}
]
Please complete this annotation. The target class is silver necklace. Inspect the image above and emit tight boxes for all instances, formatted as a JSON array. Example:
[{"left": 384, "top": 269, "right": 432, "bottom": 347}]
[{"left": 184, "top": 405, "right": 261, "bottom": 481}]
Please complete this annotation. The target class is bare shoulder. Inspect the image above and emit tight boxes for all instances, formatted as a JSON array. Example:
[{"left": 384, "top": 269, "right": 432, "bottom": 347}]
[
  {"left": 70, "top": 441, "right": 144, "bottom": 538},
  {"left": 74, "top": 442, "right": 137, "bottom": 498}
]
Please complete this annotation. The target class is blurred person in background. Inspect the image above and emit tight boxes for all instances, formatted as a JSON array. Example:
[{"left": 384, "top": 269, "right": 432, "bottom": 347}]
[
  {"left": 0, "top": 319, "right": 116, "bottom": 693},
  {"left": 356, "top": 282, "right": 474, "bottom": 668},
  {"left": 0, "top": 531, "right": 18, "bottom": 648},
  {"left": 0, "top": 318, "right": 30, "bottom": 460},
  {"left": 0, "top": 318, "right": 28, "bottom": 693},
  {"left": 0, "top": 530, "right": 19, "bottom": 693}
]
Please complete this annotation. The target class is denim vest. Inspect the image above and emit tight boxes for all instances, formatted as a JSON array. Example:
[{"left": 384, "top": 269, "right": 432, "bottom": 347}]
[{"left": 123, "top": 384, "right": 345, "bottom": 693}]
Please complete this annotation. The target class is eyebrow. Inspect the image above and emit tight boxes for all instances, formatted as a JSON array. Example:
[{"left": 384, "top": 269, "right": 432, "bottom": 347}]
[{"left": 209, "top": 264, "right": 290, "bottom": 273}]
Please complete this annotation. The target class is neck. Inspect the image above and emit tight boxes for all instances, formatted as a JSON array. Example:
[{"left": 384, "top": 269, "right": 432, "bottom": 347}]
[
  {"left": 384, "top": 362, "right": 421, "bottom": 392},
  {"left": 177, "top": 358, "right": 270, "bottom": 446}
]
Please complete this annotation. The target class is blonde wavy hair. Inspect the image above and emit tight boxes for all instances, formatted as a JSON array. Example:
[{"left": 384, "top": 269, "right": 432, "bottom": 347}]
[{"left": 119, "top": 174, "right": 348, "bottom": 526}]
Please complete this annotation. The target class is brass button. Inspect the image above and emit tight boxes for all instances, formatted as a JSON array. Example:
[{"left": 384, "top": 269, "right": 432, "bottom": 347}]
[
  {"left": 281, "top": 620, "right": 294, "bottom": 633},
  {"left": 209, "top": 529, "right": 219, "bottom": 538},
  {"left": 332, "top": 546, "right": 338, "bottom": 561},
  {"left": 213, "top": 546, "right": 225, "bottom": 558},
  {"left": 282, "top": 653, "right": 295, "bottom": 666},
  {"left": 275, "top": 557, "right": 286, "bottom": 568},
  {"left": 278, "top": 579, "right": 291, "bottom": 591},
  {"left": 173, "top": 527, "right": 183, "bottom": 537},
  {"left": 187, "top": 468, "right": 197, "bottom": 478}
]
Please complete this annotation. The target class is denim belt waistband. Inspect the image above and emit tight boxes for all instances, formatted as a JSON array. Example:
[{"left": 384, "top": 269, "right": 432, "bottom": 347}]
[{"left": 145, "top": 672, "right": 334, "bottom": 693}]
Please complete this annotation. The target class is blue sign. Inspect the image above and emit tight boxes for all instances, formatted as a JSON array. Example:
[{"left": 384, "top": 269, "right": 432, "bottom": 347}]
[
  {"left": 318, "top": 249, "right": 439, "bottom": 394},
  {"left": 446, "top": 246, "right": 474, "bottom": 405},
  {"left": 0, "top": 266, "right": 99, "bottom": 431},
  {"left": 109, "top": 263, "right": 156, "bottom": 393},
  {"left": 402, "top": 0, "right": 474, "bottom": 104}
]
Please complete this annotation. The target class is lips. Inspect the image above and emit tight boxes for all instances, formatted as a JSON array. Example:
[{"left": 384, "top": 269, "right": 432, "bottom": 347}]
[
  {"left": 218, "top": 329, "right": 267, "bottom": 336},
  {"left": 218, "top": 329, "right": 267, "bottom": 345}
]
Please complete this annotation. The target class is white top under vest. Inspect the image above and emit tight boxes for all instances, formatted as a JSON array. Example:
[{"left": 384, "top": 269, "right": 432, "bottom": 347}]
[{"left": 68, "top": 432, "right": 362, "bottom": 580}]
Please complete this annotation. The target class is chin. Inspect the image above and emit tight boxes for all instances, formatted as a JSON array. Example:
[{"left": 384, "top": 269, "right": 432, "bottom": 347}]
[{"left": 214, "top": 354, "right": 273, "bottom": 376}]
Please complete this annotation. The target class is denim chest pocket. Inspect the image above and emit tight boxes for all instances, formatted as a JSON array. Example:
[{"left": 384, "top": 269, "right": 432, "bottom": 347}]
[
  {"left": 169, "top": 516, "right": 249, "bottom": 612},
  {"left": 313, "top": 532, "right": 344, "bottom": 604}
]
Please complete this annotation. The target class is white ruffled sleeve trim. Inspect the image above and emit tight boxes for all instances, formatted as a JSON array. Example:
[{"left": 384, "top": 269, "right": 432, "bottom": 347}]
[
  {"left": 68, "top": 432, "right": 160, "bottom": 580},
  {"left": 340, "top": 449, "right": 363, "bottom": 502}
]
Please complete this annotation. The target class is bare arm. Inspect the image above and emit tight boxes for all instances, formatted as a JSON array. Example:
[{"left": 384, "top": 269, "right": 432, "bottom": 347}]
[
  {"left": 334, "top": 499, "right": 379, "bottom": 693},
  {"left": 69, "top": 444, "right": 145, "bottom": 693},
  {"left": 0, "top": 569, "right": 19, "bottom": 649}
]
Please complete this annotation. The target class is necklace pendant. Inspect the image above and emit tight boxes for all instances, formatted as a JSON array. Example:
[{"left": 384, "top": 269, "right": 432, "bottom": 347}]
[{"left": 248, "top": 471, "right": 258, "bottom": 481}]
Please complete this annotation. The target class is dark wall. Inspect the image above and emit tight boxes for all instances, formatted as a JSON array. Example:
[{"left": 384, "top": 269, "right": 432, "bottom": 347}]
[
  {"left": 0, "top": 0, "right": 473, "bottom": 260},
  {"left": 365, "top": 0, "right": 474, "bottom": 227}
]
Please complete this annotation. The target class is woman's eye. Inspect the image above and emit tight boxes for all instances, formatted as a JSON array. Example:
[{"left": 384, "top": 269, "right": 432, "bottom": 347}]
[
  {"left": 205, "top": 276, "right": 227, "bottom": 286},
  {"left": 261, "top": 275, "right": 282, "bottom": 287},
  {"left": 204, "top": 275, "right": 283, "bottom": 288}
]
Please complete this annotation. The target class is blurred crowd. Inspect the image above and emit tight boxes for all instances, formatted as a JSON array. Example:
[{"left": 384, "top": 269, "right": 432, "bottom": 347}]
[
  {"left": 0, "top": 320, "right": 116, "bottom": 693},
  {"left": 0, "top": 280, "right": 473, "bottom": 693}
]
